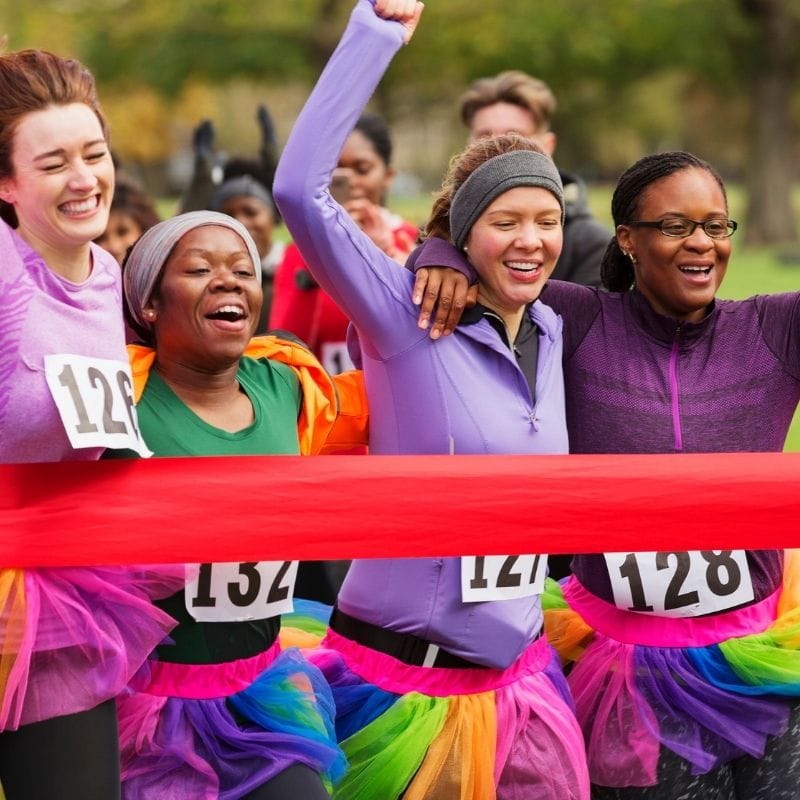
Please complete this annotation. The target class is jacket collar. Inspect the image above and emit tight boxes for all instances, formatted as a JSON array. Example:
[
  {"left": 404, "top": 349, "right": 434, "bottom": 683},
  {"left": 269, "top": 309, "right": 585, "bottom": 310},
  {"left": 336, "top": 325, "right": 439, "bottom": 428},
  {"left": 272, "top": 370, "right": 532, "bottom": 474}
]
[{"left": 627, "top": 288, "right": 717, "bottom": 346}]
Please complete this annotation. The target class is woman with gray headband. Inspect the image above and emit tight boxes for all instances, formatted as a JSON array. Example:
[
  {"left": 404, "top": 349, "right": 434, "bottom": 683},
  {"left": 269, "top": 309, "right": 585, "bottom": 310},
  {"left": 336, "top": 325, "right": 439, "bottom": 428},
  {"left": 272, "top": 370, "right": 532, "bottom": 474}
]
[
  {"left": 110, "top": 210, "right": 372, "bottom": 800},
  {"left": 272, "top": 2, "right": 588, "bottom": 798}
]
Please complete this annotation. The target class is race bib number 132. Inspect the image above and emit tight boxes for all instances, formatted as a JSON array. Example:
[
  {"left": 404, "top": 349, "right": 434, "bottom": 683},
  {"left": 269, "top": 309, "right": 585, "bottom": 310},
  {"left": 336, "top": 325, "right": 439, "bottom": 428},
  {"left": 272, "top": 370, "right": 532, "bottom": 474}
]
[
  {"left": 45, "top": 354, "right": 151, "bottom": 457},
  {"left": 186, "top": 561, "right": 298, "bottom": 622}
]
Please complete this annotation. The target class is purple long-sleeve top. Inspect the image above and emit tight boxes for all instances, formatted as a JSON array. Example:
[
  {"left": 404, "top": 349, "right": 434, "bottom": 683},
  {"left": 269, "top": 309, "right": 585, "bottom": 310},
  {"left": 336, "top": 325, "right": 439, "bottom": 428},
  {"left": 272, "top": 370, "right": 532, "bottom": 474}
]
[
  {"left": 413, "top": 237, "right": 800, "bottom": 607},
  {"left": 0, "top": 219, "right": 127, "bottom": 463},
  {"left": 274, "top": 0, "right": 569, "bottom": 667}
]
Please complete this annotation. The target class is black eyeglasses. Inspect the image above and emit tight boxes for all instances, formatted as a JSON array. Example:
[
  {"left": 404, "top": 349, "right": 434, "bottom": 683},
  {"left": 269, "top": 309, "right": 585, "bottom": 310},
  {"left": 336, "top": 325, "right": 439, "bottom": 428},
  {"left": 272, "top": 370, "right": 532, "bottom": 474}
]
[{"left": 629, "top": 217, "right": 738, "bottom": 239}]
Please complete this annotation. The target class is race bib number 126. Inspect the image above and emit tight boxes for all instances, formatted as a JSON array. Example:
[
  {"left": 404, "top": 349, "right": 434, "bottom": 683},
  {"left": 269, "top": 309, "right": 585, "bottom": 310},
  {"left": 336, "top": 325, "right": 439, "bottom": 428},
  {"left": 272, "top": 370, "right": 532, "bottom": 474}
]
[{"left": 45, "top": 354, "right": 151, "bottom": 456}]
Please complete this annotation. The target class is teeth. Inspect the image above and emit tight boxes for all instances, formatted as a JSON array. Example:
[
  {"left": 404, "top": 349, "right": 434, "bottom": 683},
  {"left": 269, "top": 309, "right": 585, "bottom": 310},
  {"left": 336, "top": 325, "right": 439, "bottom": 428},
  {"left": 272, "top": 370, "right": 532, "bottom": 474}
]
[
  {"left": 680, "top": 267, "right": 711, "bottom": 274},
  {"left": 61, "top": 198, "right": 97, "bottom": 214},
  {"left": 507, "top": 262, "right": 539, "bottom": 272},
  {"left": 209, "top": 305, "right": 245, "bottom": 320}
]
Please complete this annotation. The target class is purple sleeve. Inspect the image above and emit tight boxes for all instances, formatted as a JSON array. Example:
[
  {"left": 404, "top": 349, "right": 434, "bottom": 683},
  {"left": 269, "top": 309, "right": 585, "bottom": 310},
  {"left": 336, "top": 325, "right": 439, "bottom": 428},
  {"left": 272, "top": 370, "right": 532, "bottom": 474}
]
[
  {"left": 407, "top": 237, "right": 478, "bottom": 283},
  {"left": 755, "top": 291, "right": 800, "bottom": 380},
  {"left": 273, "top": 1, "right": 424, "bottom": 361}
]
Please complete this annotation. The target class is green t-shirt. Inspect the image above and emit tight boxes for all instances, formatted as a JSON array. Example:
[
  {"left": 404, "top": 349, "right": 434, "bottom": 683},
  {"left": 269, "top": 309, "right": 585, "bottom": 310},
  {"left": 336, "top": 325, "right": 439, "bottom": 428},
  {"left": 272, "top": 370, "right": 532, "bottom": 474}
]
[
  {"left": 132, "top": 355, "right": 303, "bottom": 664},
  {"left": 137, "top": 355, "right": 302, "bottom": 457}
]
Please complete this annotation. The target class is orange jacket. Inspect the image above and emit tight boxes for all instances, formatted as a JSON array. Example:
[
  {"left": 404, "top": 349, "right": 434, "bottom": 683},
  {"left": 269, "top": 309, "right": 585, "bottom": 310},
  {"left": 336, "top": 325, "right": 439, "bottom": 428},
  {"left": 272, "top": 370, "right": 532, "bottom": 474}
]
[{"left": 127, "top": 334, "right": 368, "bottom": 455}]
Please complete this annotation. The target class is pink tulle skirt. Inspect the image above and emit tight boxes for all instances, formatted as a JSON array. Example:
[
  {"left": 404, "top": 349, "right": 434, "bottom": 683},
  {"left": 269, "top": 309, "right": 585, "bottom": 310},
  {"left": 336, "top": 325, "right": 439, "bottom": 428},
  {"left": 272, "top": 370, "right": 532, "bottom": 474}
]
[{"left": 0, "top": 565, "right": 185, "bottom": 730}]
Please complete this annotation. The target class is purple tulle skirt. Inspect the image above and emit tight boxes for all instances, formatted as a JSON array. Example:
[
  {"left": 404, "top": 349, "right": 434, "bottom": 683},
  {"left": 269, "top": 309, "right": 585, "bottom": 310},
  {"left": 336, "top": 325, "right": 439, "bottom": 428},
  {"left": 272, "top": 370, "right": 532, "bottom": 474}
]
[{"left": 118, "top": 644, "right": 346, "bottom": 800}]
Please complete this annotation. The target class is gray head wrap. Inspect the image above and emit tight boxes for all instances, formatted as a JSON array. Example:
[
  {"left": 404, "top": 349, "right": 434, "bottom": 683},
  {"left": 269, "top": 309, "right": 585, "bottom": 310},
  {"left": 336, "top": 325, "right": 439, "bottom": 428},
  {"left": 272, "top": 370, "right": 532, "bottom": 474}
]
[
  {"left": 123, "top": 210, "right": 262, "bottom": 333},
  {"left": 210, "top": 174, "right": 275, "bottom": 217},
  {"left": 449, "top": 150, "right": 564, "bottom": 250}
]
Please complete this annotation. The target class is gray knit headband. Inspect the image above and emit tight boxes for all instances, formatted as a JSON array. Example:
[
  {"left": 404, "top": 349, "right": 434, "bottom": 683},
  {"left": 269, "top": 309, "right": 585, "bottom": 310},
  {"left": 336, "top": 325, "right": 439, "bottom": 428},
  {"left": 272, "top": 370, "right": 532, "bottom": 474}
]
[
  {"left": 449, "top": 150, "right": 564, "bottom": 250},
  {"left": 210, "top": 174, "right": 275, "bottom": 216},
  {"left": 123, "top": 210, "right": 262, "bottom": 332}
]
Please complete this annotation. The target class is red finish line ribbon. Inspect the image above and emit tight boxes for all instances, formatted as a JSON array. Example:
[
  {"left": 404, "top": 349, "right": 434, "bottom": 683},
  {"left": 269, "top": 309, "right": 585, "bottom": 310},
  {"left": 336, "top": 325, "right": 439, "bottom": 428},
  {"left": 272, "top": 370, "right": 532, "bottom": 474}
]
[{"left": 2, "top": 453, "right": 799, "bottom": 567}]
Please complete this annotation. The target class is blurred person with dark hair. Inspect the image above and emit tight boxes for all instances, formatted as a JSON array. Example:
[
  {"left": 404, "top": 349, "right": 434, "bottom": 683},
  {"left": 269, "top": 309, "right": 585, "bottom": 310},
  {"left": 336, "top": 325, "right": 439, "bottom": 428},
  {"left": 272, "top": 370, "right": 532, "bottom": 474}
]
[
  {"left": 95, "top": 171, "right": 160, "bottom": 265},
  {"left": 270, "top": 111, "right": 418, "bottom": 376}
]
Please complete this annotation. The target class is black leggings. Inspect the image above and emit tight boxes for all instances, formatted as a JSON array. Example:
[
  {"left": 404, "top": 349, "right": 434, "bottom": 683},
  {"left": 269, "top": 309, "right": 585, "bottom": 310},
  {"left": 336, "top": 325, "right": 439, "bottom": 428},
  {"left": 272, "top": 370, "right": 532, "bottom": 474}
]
[
  {"left": 0, "top": 699, "right": 120, "bottom": 800},
  {"left": 242, "top": 763, "right": 330, "bottom": 800},
  {"left": 591, "top": 700, "right": 800, "bottom": 800}
]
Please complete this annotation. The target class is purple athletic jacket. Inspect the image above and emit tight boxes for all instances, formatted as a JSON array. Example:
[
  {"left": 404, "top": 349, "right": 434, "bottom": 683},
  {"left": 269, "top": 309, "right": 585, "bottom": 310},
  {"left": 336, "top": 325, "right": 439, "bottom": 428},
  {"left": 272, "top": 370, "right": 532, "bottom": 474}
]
[
  {"left": 274, "top": 0, "right": 569, "bottom": 667},
  {"left": 413, "top": 237, "right": 800, "bottom": 607}
]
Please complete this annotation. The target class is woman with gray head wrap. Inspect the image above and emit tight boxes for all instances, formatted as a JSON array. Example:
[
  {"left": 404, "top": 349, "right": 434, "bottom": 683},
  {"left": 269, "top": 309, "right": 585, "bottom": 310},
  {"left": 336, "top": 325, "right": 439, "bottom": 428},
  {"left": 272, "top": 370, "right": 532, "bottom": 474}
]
[
  {"left": 123, "top": 210, "right": 261, "bottom": 342},
  {"left": 112, "top": 211, "right": 370, "bottom": 800}
]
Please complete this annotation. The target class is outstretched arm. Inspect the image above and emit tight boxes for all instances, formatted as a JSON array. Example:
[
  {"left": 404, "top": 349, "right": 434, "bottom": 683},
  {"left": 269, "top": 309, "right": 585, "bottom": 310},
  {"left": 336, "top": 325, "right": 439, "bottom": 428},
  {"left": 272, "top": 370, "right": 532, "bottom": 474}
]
[{"left": 273, "top": 0, "right": 424, "bottom": 361}]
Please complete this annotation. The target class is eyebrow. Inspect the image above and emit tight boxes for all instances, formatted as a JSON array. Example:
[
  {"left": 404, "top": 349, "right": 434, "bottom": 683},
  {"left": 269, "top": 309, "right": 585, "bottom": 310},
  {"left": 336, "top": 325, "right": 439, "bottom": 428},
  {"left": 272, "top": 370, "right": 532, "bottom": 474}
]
[{"left": 33, "top": 139, "right": 108, "bottom": 162}]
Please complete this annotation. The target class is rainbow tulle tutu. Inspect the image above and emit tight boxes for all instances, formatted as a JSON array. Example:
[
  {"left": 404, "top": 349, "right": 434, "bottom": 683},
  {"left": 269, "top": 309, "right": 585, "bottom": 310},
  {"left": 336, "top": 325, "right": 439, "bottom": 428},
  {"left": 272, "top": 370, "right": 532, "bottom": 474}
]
[
  {"left": 309, "top": 629, "right": 589, "bottom": 800},
  {"left": 542, "top": 557, "right": 800, "bottom": 788},
  {"left": 117, "top": 641, "right": 346, "bottom": 800}
]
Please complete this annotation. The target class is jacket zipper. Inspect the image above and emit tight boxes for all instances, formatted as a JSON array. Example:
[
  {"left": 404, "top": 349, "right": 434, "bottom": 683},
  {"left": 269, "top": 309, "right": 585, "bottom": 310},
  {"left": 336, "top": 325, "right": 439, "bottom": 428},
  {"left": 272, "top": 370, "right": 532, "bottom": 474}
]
[{"left": 669, "top": 325, "right": 683, "bottom": 450}]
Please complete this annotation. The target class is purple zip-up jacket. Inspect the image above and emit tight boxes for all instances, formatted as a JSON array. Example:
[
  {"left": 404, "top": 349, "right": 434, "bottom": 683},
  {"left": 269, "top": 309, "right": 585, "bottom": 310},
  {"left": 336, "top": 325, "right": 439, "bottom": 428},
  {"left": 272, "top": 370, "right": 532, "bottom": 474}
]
[
  {"left": 413, "top": 238, "right": 800, "bottom": 610},
  {"left": 274, "top": 0, "right": 568, "bottom": 668}
]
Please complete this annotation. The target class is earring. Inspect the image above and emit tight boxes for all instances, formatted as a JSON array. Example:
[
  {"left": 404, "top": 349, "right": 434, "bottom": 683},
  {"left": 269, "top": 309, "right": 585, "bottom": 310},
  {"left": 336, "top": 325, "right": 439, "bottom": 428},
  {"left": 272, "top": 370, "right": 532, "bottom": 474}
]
[
  {"left": 624, "top": 250, "right": 637, "bottom": 265},
  {"left": 144, "top": 309, "right": 156, "bottom": 320}
]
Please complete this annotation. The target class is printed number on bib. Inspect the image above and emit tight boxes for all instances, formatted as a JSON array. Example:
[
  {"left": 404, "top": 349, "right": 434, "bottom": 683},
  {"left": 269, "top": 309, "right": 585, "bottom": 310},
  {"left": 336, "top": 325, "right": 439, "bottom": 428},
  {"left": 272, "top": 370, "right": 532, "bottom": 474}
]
[
  {"left": 44, "top": 354, "right": 151, "bottom": 456},
  {"left": 186, "top": 561, "right": 298, "bottom": 622},
  {"left": 321, "top": 342, "right": 354, "bottom": 376},
  {"left": 604, "top": 550, "right": 754, "bottom": 617},
  {"left": 461, "top": 555, "right": 548, "bottom": 602}
]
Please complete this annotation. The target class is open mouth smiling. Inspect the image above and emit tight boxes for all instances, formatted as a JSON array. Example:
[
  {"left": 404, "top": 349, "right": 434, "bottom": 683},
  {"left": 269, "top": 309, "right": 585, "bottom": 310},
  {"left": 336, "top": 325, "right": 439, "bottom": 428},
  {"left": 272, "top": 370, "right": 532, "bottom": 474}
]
[{"left": 206, "top": 305, "right": 247, "bottom": 322}]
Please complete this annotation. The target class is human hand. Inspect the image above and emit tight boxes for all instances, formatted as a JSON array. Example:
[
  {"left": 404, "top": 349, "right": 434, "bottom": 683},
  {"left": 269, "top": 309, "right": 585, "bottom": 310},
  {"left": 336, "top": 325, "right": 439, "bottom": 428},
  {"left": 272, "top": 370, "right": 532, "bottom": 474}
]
[
  {"left": 256, "top": 104, "right": 277, "bottom": 149},
  {"left": 412, "top": 267, "right": 477, "bottom": 339},
  {"left": 344, "top": 198, "right": 397, "bottom": 257},
  {"left": 192, "top": 119, "right": 215, "bottom": 161},
  {"left": 373, "top": 0, "right": 424, "bottom": 43}
]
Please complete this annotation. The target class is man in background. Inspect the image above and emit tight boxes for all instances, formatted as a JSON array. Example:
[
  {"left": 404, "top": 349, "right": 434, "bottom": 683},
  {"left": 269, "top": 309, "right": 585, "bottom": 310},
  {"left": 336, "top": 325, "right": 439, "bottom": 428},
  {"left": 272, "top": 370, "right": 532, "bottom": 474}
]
[{"left": 460, "top": 70, "right": 610, "bottom": 287}]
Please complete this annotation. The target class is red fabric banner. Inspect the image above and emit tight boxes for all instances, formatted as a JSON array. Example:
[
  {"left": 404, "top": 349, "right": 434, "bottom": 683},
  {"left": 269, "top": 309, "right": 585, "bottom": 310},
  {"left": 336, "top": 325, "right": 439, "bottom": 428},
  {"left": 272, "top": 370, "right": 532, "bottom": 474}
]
[{"left": 2, "top": 453, "right": 799, "bottom": 567}]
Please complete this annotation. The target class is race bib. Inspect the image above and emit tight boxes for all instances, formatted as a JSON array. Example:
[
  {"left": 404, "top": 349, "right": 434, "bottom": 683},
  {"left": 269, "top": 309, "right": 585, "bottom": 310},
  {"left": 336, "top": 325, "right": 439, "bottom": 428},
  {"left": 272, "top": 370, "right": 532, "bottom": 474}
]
[
  {"left": 321, "top": 342, "right": 354, "bottom": 375},
  {"left": 44, "top": 354, "right": 151, "bottom": 456},
  {"left": 185, "top": 561, "right": 298, "bottom": 622},
  {"left": 461, "top": 555, "right": 548, "bottom": 602},
  {"left": 604, "top": 550, "right": 755, "bottom": 617}
]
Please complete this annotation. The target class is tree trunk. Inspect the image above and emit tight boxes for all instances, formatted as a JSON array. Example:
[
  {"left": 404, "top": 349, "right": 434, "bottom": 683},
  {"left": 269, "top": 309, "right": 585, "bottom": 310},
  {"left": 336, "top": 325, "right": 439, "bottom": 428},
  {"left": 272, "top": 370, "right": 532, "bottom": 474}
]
[{"left": 741, "top": 0, "right": 799, "bottom": 245}]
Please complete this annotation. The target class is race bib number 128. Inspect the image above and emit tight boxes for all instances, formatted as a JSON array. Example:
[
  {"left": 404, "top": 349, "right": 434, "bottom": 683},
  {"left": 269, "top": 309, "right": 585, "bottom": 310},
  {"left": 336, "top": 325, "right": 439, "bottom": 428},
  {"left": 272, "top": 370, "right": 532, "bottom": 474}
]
[
  {"left": 604, "top": 550, "right": 754, "bottom": 617},
  {"left": 45, "top": 354, "right": 151, "bottom": 457}
]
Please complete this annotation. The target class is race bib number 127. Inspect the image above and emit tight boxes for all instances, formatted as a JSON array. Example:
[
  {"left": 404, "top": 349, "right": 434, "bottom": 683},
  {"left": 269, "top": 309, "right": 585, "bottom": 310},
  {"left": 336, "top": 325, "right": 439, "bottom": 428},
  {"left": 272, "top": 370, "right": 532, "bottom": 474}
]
[
  {"left": 461, "top": 555, "right": 548, "bottom": 603},
  {"left": 45, "top": 354, "right": 151, "bottom": 456}
]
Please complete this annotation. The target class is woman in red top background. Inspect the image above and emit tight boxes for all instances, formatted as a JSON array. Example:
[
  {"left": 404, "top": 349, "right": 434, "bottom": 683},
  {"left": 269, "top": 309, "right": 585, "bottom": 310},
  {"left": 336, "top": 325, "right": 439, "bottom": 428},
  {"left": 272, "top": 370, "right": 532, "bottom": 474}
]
[{"left": 269, "top": 112, "right": 417, "bottom": 375}]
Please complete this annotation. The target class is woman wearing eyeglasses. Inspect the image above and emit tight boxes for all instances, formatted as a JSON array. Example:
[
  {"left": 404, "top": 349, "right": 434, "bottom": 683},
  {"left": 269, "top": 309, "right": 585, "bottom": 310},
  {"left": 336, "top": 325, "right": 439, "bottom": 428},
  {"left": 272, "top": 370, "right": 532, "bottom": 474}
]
[{"left": 413, "top": 150, "right": 800, "bottom": 798}]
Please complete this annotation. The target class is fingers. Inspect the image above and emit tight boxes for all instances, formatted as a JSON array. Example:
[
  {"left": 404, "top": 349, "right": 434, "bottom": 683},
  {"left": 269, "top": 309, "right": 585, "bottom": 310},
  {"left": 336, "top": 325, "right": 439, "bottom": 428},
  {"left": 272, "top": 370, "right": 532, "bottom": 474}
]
[
  {"left": 429, "top": 271, "right": 469, "bottom": 339},
  {"left": 374, "top": 0, "right": 424, "bottom": 40},
  {"left": 414, "top": 268, "right": 439, "bottom": 332},
  {"left": 374, "top": 0, "right": 417, "bottom": 19}
]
